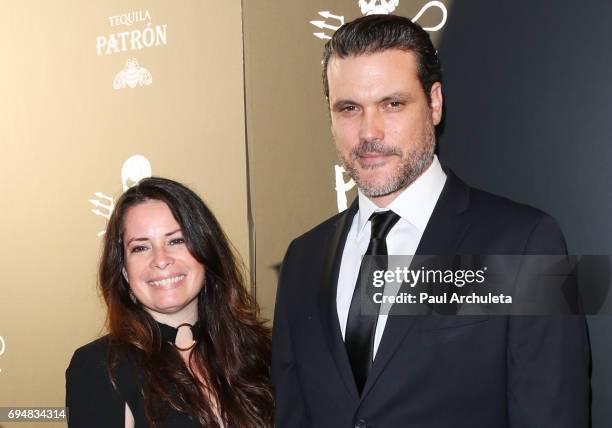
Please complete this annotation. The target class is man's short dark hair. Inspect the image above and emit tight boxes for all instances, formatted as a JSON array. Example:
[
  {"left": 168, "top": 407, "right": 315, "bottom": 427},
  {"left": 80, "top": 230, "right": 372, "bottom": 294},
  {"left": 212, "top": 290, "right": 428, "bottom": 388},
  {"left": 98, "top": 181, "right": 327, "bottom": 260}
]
[{"left": 322, "top": 14, "right": 442, "bottom": 102}]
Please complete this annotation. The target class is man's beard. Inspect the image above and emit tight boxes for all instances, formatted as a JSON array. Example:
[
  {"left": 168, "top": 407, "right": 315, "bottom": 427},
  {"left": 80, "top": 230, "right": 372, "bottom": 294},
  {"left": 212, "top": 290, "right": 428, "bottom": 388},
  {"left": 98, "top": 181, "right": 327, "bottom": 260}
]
[{"left": 338, "top": 122, "right": 436, "bottom": 198}]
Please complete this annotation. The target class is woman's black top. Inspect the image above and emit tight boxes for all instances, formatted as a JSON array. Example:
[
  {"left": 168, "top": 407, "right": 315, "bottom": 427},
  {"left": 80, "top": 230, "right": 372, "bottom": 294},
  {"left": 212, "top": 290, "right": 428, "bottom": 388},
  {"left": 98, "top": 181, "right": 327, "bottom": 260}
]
[{"left": 65, "top": 323, "right": 203, "bottom": 428}]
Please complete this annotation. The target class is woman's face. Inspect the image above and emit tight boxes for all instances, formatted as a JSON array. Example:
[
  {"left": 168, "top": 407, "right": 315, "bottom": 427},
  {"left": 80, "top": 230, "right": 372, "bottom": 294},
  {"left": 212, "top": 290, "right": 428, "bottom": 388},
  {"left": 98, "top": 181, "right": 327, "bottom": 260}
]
[{"left": 122, "top": 200, "right": 205, "bottom": 325}]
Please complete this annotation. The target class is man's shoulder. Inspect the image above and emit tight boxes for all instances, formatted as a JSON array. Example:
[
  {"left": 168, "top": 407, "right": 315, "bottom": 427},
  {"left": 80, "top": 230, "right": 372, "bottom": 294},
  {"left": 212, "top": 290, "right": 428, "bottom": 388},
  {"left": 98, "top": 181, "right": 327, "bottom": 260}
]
[
  {"left": 461, "top": 181, "right": 566, "bottom": 254},
  {"left": 289, "top": 209, "right": 351, "bottom": 250},
  {"left": 467, "top": 185, "right": 548, "bottom": 223}
]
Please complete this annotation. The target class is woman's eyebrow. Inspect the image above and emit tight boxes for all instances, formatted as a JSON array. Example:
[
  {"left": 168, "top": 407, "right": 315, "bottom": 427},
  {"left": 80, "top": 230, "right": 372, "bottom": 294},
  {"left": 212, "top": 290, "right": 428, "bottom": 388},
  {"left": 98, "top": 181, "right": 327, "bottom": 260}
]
[
  {"left": 125, "top": 229, "right": 181, "bottom": 245},
  {"left": 165, "top": 228, "right": 182, "bottom": 236}
]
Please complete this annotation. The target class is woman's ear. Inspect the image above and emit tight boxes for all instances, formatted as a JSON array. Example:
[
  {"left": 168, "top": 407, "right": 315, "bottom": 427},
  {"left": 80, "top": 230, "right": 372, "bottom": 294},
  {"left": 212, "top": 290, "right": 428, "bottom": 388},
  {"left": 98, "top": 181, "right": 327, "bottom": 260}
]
[{"left": 122, "top": 267, "right": 129, "bottom": 283}]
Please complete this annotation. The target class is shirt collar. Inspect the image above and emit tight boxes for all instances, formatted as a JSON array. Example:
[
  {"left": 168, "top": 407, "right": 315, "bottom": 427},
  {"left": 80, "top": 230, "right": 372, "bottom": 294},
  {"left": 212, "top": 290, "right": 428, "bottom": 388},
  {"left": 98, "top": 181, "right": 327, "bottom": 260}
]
[{"left": 356, "top": 155, "right": 447, "bottom": 236}]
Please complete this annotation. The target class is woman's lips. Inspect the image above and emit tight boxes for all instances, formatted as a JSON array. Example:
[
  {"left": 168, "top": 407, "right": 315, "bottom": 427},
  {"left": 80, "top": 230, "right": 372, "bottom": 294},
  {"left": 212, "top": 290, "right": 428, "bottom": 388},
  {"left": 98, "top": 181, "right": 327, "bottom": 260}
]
[{"left": 147, "top": 274, "right": 186, "bottom": 289}]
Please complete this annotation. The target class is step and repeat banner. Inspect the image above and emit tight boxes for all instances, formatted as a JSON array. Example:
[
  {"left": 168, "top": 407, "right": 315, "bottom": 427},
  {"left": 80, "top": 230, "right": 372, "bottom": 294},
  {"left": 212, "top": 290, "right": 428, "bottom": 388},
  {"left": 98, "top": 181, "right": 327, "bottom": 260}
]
[
  {"left": 1, "top": 0, "right": 611, "bottom": 425},
  {"left": 243, "top": 1, "right": 612, "bottom": 426},
  {"left": 0, "top": 0, "right": 249, "bottom": 418}
]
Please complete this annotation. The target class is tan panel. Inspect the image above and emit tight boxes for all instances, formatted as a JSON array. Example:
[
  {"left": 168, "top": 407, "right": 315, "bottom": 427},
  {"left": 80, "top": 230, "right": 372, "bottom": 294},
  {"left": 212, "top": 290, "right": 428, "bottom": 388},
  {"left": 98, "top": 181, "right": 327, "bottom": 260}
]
[
  {"left": 0, "top": 0, "right": 247, "bottom": 418},
  {"left": 243, "top": 1, "right": 454, "bottom": 320}
]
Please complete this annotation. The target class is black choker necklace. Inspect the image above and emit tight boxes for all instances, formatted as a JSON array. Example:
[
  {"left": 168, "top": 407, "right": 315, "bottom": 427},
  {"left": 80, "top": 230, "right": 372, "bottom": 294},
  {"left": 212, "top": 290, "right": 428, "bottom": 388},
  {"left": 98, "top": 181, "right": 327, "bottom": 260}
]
[{"left": 156, "top": 321, "right": 199, "bottom": 351}]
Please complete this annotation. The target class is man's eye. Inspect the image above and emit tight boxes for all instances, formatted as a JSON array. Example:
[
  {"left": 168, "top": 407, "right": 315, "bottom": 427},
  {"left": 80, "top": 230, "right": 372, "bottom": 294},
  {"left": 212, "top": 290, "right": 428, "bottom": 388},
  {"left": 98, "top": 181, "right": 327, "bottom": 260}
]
[
  {"left": 169, "top": 238, "right": 186, "bottom": 246},
  {"left": 341, "top": 105, "right": 357, "bottom": 112},
  {"left": 388, "top": 101, "right": 404, "bottom": 108}
]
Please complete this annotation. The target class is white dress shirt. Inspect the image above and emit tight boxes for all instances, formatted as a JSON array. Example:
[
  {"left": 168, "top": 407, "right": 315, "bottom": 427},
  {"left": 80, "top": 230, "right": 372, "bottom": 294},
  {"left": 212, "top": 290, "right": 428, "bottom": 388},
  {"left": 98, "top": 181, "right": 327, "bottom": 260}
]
[{"left": 336, "top": 155, "right": 447, "bottom": 358}]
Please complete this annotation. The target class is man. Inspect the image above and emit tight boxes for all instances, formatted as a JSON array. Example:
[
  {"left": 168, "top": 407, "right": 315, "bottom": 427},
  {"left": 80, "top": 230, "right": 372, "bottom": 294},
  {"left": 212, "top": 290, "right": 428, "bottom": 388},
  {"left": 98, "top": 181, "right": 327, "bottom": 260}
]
[{"left": 272, "top": 14, "right": 589, "bottom": 428}]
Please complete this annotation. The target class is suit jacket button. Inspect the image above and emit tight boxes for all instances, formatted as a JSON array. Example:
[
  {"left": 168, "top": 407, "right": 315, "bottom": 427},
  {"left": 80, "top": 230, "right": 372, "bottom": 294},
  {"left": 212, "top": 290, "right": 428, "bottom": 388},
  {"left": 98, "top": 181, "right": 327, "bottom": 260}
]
[{"left": 355, "top": 419, "right": 366, "bottom": 428}]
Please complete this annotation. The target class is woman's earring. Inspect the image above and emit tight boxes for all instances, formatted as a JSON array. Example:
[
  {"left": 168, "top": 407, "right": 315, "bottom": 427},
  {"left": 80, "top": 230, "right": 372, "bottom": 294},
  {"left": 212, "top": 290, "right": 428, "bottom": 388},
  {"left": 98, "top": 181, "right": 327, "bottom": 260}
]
[{"left": 123, "top": 269, "right": 137, "bottom": 304}]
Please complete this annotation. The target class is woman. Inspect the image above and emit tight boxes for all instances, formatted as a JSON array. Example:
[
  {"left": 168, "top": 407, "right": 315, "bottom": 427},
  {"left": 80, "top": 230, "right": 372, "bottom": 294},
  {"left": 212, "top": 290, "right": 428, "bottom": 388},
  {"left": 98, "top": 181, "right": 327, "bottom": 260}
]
[{"left": 66, "top": 177, "right": 273, "bottom": 427}]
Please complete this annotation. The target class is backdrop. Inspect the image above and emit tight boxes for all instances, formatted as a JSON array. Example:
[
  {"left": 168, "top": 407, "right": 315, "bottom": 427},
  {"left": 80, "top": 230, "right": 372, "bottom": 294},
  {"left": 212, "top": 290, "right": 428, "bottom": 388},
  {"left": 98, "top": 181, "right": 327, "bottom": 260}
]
[
  {"left": 243, "top": 1, "right": 611, "bottom": 426},
  {"left": 0, "top": 1, "right": 249, "bottom": 424},
  {"left": 243, "top": 0, "right": 453, "bottom": 319},
  {"left": 0, "top": 1, "right": 610, "bottom": 426}
]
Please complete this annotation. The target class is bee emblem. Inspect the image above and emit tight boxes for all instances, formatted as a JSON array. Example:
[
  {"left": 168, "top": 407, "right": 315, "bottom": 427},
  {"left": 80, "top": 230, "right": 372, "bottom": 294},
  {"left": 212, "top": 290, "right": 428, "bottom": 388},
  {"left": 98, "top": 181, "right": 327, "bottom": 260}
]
[{"left": 113, "top": 58, "right": 153, "bottom": 90}]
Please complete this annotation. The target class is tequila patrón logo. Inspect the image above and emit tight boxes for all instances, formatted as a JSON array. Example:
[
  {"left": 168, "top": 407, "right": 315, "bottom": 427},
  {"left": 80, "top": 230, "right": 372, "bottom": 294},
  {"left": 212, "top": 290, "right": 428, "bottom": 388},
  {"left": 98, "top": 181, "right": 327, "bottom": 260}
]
[{"left": 96, "top": 9, "right": 167, "bottom": 89}]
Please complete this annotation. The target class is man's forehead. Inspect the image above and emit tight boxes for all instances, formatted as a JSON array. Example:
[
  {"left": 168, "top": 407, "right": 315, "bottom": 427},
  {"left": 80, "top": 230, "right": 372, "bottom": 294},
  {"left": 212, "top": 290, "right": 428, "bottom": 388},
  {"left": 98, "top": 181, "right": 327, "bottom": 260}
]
[
  {"left": 327, "top": 49, "right": 420, "bottom": 98},
  {"left": 327, "top": 50, "right": 419, "bottom": 89},
  {"left": 328, "top": 49, "right": 417, "bottom": 71}
]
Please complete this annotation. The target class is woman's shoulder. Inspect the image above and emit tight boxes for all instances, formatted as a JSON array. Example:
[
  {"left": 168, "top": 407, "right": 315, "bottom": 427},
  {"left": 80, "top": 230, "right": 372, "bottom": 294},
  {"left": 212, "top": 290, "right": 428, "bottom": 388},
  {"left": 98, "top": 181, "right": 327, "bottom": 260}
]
[
  {"left": 66, "top": 335, "right": 125, "bottom": 399},
  {"left": 66, "top": 336, "right": 127, "bottom": 427},
  {"left": 67, "top": 335, "right": 112, "bottom": 372},
  {"left": 66, "top": 336, "right": 145, "bottom": 427},
  {"left": 67, "top": 334, "right": 141, "bottom": 393}
]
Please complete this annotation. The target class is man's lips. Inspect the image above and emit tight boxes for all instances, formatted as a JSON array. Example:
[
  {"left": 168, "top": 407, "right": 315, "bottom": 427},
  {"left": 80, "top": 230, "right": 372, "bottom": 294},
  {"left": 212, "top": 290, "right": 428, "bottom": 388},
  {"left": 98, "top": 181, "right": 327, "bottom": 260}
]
[{"left": 358, "top": 152, "right": 393, "bottom": 166}]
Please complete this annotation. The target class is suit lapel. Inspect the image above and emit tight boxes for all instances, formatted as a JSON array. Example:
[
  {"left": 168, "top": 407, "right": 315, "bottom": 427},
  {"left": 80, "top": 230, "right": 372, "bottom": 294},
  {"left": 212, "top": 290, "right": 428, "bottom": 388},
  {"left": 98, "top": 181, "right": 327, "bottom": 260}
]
[
  {"left": 411, "top": 171, "right": 471, "bottom": 256},
  {"left": 360, "top": 171, "right": 473, "bottom": 400},
  {"left": 317, "top": 200, "right": 361, "bottom": 402}
]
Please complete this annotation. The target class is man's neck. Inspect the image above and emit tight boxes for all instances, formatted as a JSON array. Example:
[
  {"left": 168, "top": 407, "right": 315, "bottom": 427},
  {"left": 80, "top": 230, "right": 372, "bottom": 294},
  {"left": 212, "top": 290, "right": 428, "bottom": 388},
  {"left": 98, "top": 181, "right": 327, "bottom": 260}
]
[{"left": 366, "top": 158, "right": 434, "bottom": 208}]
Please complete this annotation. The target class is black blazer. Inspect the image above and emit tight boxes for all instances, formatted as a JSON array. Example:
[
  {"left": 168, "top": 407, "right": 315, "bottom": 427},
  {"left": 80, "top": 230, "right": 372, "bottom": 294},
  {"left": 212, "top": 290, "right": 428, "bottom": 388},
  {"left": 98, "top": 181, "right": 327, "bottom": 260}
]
[{"left": 272, "top": 171, "right": 590, "bottom": 428}]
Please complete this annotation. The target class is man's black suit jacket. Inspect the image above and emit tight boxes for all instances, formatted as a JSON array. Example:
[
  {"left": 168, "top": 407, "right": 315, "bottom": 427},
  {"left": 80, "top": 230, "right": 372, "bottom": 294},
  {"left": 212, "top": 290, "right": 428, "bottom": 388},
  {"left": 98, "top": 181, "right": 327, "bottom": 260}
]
[{"left": 272, "top": 171, "right": 590, "bottom": 428}]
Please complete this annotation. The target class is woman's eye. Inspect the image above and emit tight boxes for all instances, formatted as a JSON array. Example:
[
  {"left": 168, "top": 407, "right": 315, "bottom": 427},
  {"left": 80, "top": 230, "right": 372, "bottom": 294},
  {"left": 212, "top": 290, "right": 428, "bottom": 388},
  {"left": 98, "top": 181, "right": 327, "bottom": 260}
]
[
  {"left": 130, "top": 245, "right": 148, "bottom": 253},
  {"left": 169, "top": 238, "right": 186, "bottom": 246}
]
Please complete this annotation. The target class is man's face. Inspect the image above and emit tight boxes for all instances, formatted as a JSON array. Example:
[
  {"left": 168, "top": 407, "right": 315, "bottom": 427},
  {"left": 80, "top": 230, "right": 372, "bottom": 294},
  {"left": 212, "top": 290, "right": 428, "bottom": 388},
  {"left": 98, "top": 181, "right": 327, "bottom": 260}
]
[{"left": 327, "top": 49, "right": 443, "bottom": 204}]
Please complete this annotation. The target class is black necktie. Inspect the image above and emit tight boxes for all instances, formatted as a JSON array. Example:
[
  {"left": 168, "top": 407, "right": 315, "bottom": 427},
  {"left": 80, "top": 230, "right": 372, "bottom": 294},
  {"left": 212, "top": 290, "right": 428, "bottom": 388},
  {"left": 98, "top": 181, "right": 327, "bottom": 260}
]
[{"left": 345, "top": 210, "right": 401, "bottom": 394}]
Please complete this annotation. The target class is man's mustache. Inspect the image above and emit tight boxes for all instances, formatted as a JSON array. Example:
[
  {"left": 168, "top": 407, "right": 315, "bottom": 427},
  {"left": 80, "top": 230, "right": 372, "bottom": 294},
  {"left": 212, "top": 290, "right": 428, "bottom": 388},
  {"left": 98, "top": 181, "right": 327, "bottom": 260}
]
[{"left": 351, "top": 140, "right": 401, "bottom": 159}]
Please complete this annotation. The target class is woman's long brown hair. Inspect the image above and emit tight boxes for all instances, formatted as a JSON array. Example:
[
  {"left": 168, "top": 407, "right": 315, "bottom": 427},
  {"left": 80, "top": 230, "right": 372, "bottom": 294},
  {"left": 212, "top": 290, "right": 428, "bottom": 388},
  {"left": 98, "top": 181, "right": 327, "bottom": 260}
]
[{"left": 99, "top": 177, "right": 273, "bottom": 427}]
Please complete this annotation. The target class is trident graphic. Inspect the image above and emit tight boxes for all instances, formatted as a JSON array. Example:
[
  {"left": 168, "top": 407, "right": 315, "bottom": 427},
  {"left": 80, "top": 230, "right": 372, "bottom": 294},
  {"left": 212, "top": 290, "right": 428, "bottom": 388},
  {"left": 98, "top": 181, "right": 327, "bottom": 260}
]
[
  {"left": 310, "top": 11, "right": 345, "bottom": 40},
  {"left": 0, "top": 335, "right": 5, "bottom": 373},
  {"left": 89, "top": 155, "right": 152, "bottom": 236},
  {"left": 310, "top": 1, "right": 448, "bottom": 41},
  {"left": 335, "top": 165, "right": 356, "bottom": 212}
]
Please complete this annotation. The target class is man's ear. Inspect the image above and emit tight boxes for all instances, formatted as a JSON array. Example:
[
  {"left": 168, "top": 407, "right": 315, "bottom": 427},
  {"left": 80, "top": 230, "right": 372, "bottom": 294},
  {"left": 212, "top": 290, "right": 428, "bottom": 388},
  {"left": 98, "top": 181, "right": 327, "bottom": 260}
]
[
  {"left": 122, "top": 267, "right": 129, "bottom": 283},
  {"left": 429, "top": 82, "right": 443, "bottom": 125}
]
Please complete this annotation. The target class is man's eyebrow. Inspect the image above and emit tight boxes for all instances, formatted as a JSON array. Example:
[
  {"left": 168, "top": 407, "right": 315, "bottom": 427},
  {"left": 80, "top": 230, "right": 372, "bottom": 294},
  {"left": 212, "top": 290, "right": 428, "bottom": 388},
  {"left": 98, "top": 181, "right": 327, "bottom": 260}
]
[
  {"left": 125, "top": 229, "right": 182, "bottom": 245},
  {"left": 378, "top": 92, "right": 415, "bottom": 103}
]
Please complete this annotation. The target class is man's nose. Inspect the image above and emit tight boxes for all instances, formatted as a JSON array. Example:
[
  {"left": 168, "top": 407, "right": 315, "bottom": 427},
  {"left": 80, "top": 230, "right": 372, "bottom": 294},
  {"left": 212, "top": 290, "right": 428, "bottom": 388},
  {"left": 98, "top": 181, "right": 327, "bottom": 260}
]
[
  {"left": 150, "top": 247, "right": 174, "bottom": 269},
  {"left": 359, "top": 109, "right": 384, "bottom": 142}
]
